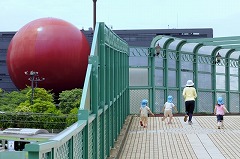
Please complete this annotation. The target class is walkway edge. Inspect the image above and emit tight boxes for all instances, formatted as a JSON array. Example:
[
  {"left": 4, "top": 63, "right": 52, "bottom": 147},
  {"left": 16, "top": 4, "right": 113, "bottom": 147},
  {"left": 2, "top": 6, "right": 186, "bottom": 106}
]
[{"left": 108, "top": 115, "right": 133, "bottom": 159}]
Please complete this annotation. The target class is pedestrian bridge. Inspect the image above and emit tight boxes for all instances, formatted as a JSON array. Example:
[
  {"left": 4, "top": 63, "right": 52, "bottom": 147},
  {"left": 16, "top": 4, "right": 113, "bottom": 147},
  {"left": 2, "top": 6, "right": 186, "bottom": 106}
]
[
  {"left": 1, "top": 22, "right": 240, "bottom": 158},
  {"left": 119, "top": 115, "right": 240, "bottom": 159}
]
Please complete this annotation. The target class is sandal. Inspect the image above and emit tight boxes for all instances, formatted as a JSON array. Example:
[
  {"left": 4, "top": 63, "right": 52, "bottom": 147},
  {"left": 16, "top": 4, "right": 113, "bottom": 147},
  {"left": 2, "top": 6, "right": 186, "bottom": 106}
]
[{"left": 184, "top": 115, "right": 188, "bottom": 122}]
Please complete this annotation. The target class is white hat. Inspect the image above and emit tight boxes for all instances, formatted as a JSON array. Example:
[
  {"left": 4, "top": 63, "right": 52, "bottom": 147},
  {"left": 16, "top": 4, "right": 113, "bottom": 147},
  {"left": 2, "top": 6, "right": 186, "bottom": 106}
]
[{"left": 186, "top": 80, "right": 194, "bottom": 86}]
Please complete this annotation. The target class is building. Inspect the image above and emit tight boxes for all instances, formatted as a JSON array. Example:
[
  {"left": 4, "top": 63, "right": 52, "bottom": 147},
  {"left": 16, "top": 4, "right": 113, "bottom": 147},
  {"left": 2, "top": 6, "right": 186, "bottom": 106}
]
[
  {"left": 0, "top": 32, "right": 16, "bottom": 91},
  {"left": 83, "top": 28, "right": 213, "bottom": 47},
  {"left": 0, "top": 28, "right": 213, "bottom": 92}
]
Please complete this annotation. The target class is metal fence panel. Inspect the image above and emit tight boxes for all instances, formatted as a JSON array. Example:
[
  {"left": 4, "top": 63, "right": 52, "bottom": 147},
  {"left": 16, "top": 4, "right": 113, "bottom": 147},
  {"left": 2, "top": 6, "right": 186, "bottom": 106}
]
[
  {"left": 154, "top": 89, "right": 164, "bottom": 113},
  {"left": 230, "top": 93, "right": 240, "bottom": 113},
  {"left": 197, "top": 91, "right": 214, "bottom": 113},
  {"left": 73, "top": 131, "right": 84, "bottom": 159},
  {"left": 130, "top": 89, "right": 149, "bottom": 114}
]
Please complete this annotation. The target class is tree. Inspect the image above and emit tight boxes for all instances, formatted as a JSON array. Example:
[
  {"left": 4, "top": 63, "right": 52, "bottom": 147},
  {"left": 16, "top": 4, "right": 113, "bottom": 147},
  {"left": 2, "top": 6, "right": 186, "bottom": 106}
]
[
  {"left": 58, "top": 88, "right": 82, "bottom": 114},
  {"left": 26, "top": 87, "right": 54, "bottom": 104},
  {"left": 0, "top": 90, "right": 28, "bottom": 112},
  {"left": 13, "top": 88, "right": 63, "bottom": 129},
  {"left": 0, "top": 87, "right": 82, "bottom": 130},
  {"left": 15, "top": 88, "right": 56, "bottom": 113},
  {"left": 66, "top": 107, "right": 78, "bottom": 126}
]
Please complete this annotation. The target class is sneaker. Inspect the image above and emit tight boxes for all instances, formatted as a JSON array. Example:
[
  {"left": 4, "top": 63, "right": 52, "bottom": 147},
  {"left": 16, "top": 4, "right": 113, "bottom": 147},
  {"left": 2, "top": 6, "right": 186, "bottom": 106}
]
[
  {"left": 140, "top": 121, "right": 143, "bottom": 126},
  {"left": 184, "top": 115, "right": 188, "bottom": 122},
  {"left": 188, "top": 121, "right": 192, "bottom": 125},
  {"left": 217, "top": 122, "right": 221, "bottom": 129}
]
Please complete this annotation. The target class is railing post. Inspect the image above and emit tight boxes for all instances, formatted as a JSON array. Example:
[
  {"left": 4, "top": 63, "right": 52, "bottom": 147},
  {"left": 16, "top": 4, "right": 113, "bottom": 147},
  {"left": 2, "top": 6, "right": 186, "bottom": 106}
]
[
  {"left": 99, "top": 22, "right": 106, "bottom": 159},
  {"left": 148, "top": 47, "right": 155, "bottom": 112},
  {"left": 78, "top": 109, "right": 89, "bottom": 159}
]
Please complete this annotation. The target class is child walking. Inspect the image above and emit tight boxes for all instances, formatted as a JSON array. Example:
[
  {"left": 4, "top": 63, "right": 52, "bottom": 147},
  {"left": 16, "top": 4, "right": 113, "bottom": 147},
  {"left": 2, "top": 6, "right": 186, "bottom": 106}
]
[
  {"left": 162, "top": 95, "right": 178, "bottom": 124},
  {"left": 214, "top": 97, "right": 229, "bottom": 129},
  {"left": 139, "top": 99, "right": 154, "bottom": 128}
]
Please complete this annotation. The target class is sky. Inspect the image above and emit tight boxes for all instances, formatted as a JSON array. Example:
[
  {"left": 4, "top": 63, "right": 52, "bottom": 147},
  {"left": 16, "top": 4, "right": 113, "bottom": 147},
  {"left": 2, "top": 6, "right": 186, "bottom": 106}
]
[{"left": 0, "top": 0, "right": 240, "bottom": 37}]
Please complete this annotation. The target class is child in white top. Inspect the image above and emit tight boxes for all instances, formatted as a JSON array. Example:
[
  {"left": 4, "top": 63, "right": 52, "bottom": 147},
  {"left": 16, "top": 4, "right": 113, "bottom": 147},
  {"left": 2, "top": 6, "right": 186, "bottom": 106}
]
[
  {"left": 162, "top": 95, "right": 178, "bottom": 124},
  {"left": 139, "top": 99, "right": 154, "bottom": 128},
  {"left": 214, "top": 97, "right": 229, "bottom": 129}
]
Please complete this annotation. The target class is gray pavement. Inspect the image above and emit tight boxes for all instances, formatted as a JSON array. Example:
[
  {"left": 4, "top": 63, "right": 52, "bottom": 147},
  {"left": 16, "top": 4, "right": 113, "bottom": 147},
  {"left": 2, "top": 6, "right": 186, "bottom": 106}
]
[{"left": 119, "top": 116, "right": 240, "bottom": 159}]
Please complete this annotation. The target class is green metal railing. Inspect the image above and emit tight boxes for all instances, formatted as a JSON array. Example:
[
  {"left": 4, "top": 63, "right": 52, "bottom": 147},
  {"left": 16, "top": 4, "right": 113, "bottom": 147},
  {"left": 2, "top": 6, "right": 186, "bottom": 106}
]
[
  {"left": 129, "top": 35, "right": 240, "bottom": 115},
  {"left": 23, "top": 22, "right": 129, "bottom": 159}
]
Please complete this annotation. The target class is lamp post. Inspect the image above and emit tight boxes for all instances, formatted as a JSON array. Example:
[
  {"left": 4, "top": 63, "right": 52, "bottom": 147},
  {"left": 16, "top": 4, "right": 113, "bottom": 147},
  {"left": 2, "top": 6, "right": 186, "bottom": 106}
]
[
  {"left": 215, "top": 52, "right": 221, "bottom": 64},
  {"left": 25, "top": 71, "right": 45, "bottom": 105},
  {"left": 155, "top": 44, "right": 161, "bottom": 56},
  {"left": 93, "top": 0, "right": 97, "bottom": 30},
  {"left": 34, "top": 77, "right": 45, "bottom": 88}
]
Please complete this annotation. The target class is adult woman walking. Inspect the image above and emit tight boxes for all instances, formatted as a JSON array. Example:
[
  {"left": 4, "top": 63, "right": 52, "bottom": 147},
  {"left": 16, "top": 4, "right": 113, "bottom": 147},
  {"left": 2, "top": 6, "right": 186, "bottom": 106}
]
[{"left": 182, "top": 80, "right": 197, "bottom": 125}]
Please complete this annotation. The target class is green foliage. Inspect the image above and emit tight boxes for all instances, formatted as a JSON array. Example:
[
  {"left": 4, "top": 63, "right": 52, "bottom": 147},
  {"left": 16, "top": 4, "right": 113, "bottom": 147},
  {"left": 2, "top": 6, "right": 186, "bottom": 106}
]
[
  {"left": 19, "top": 87, "right": 31, "bottom": 94},
  {"left": 31, "top": 100, "right": 57, "bottom": 113},
  {"left": 0, "top": 87, "right": 81, "bottom": 130},
  {"left": 0, "top": 112, "right": 67, "bottom": 130},
  {"left": 15, "top": 102, "right": 32, "bottom": 113},
  {"left": 0, "top": 90, "right": 28, "bottom": 112},
  {"left": 26, "top": 87, "right": 54, "bottom": 103},
  {"left": 0, "top": 88, "right": 3, "bottom": 93},
  {"left": 66, "top": 108, "right": 78, "bottom": 126},
  {"left": 58, "top": 88, "right": 82, "bottom": 114},
  {"left": 15, "top": 100, "right": 58, "bottom": 114},
  {"left": 15, "top": 88, "right": 56, "bottom": 113}
]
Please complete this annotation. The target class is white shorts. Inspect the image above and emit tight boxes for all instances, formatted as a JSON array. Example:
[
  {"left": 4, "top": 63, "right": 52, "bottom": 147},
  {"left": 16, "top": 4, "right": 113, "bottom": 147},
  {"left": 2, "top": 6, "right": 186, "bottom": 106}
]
[{"left": 164, "top": 109, "right": 173, "bottom": 117}]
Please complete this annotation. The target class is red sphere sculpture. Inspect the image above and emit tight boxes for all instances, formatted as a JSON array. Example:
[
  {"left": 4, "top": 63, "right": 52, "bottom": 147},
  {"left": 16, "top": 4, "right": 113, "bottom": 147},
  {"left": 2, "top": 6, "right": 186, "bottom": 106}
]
[{"left": 7, "top": 17, "right": 90, "bottom": 94}]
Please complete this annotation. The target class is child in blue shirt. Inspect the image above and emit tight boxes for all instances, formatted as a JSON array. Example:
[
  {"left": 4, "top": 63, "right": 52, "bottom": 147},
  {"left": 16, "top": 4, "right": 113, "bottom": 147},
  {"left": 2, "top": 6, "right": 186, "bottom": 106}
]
[
  {"left": 139, "top": 99, "right": 154, "bottom": 128},
  {"left": 162, "top": 95, "right": 178, "bottom": 124}
]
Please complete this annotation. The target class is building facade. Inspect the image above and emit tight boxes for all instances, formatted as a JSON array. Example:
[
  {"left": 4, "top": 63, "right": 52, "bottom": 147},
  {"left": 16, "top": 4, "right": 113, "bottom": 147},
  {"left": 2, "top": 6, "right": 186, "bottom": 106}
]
[
  {"left": 0, "top": 32, "right": 16, "bottom": 91},
  {"left": 0, "top": 28, "right": 213, "bottom": 92}
]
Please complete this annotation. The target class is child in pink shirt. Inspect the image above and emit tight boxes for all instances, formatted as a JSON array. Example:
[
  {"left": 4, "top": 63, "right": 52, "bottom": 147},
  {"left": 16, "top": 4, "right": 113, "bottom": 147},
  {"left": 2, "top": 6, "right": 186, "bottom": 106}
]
[{"left": 214, "top": 97, "right": 229, "bottom": 129}]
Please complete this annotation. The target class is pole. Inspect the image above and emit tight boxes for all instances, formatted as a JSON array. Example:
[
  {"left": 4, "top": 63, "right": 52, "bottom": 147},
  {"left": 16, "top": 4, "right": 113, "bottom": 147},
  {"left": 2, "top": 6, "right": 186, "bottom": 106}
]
[
  {"left": 30, "top": 76, "right": 34, "bottom": 105},
  {"left": 25, "top": 71, "right": 44, "bottom": 105},
  {"left": 93, "top": 0, "right": 97, "bottom": 30}
]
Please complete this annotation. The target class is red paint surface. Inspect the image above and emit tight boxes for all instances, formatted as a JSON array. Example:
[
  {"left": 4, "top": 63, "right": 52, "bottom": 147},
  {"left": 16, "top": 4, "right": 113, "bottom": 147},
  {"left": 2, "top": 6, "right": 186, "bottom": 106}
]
[{"left": 7, "top": 17, "right": 90, "bottom": 94}]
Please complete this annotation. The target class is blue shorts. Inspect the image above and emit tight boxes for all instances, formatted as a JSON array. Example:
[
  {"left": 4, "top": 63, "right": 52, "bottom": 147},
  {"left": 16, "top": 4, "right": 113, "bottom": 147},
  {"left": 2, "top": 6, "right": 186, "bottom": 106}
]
[{"left": 217, "top": 115, "right": 223, "bottom": 122}]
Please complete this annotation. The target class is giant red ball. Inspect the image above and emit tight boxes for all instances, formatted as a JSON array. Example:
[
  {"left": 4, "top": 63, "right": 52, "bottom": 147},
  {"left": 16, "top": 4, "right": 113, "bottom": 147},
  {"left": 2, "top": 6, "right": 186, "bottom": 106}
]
[{"left": 7, "top": 17, "right": 90, "bottom": 94}]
